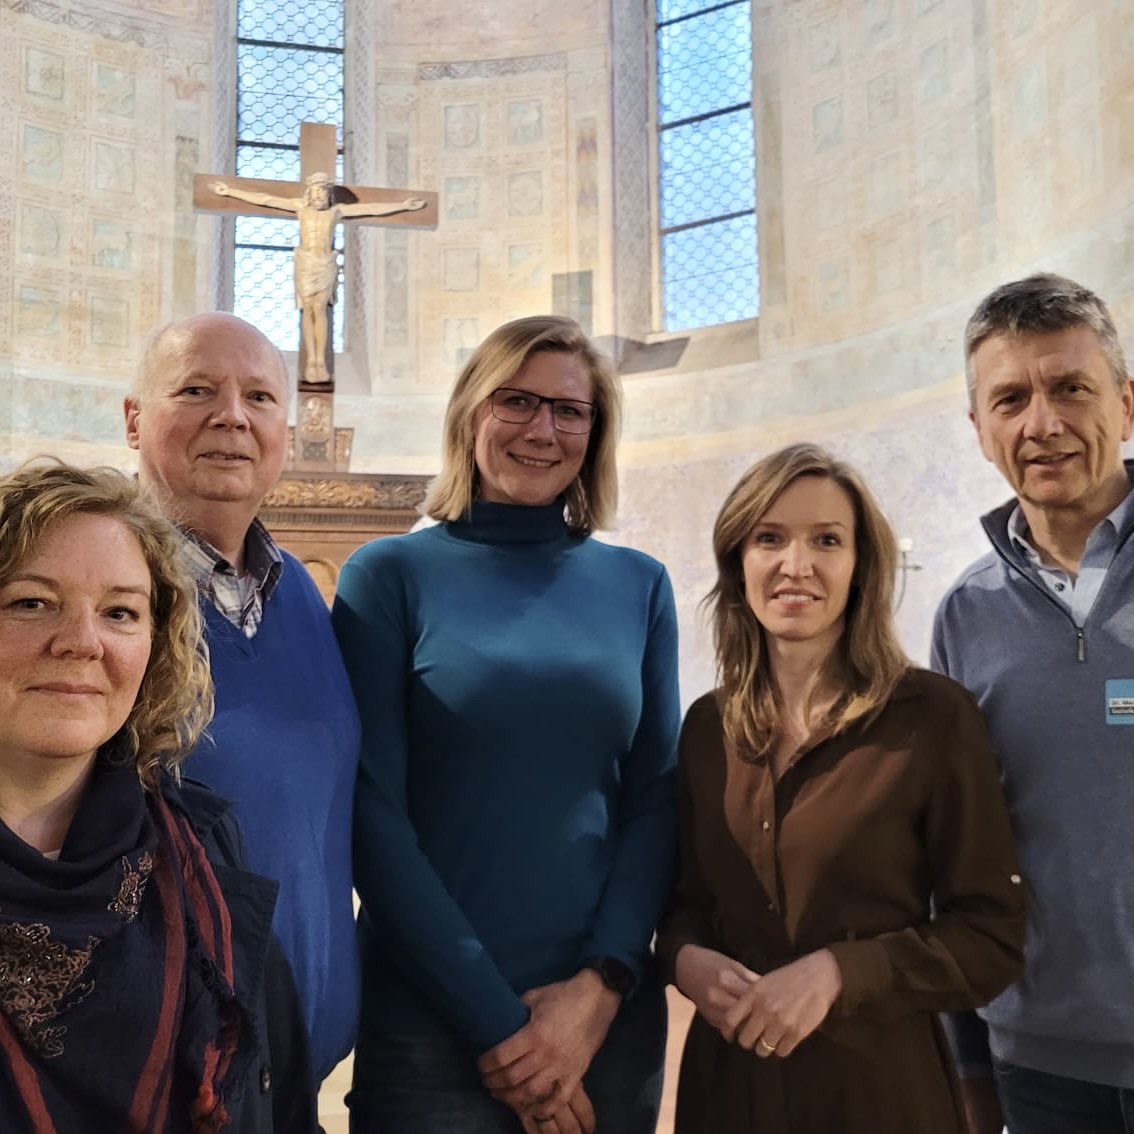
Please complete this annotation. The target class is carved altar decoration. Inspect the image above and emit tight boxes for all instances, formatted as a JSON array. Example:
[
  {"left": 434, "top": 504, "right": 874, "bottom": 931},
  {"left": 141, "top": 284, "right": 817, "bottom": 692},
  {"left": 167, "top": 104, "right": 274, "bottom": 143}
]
[{"left": 258, "top": 470, "right": 431, "bottom": 603}]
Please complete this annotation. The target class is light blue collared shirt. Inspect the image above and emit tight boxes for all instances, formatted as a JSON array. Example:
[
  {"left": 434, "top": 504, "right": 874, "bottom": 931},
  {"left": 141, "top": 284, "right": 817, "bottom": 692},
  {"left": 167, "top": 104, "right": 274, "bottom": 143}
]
[{"left": 1008, "top": 485, "right": 1134, "bottom": 625}]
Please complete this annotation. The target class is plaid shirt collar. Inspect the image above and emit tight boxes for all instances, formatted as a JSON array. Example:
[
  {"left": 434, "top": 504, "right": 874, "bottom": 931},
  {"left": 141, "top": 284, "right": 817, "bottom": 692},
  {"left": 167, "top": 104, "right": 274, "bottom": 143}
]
[{"left": 177, "top": 519, "right": 282, "bottom": 638}]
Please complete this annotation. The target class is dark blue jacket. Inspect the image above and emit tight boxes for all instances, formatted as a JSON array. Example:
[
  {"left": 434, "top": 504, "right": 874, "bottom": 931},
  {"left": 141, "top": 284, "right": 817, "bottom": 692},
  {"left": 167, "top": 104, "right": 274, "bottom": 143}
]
[{"left": 179, "top": 778, "right": 318, "bottom": 1133}]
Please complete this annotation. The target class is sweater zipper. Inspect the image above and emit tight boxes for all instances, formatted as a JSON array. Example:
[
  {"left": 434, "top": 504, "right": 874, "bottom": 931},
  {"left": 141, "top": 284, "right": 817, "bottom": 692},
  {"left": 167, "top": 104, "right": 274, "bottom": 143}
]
[{"left": 987, "top": 540, "right": 1088, "bottom": 662}]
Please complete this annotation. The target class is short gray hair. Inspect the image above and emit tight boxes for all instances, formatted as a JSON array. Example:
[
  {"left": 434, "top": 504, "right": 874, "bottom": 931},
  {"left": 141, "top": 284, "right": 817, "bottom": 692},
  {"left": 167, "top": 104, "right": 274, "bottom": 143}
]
[
  {"left": 131, "top": 312, "right": 288, "bottom": 403},
  {"left": 964, "top": 273, "right": 1128, "bottom": 407}
]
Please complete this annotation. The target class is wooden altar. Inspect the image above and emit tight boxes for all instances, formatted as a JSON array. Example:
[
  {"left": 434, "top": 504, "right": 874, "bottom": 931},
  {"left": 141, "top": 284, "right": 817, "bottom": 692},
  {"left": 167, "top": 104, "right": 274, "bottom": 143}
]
[{"left": 258, "top": 468, "right": 431, "bottom": 603}]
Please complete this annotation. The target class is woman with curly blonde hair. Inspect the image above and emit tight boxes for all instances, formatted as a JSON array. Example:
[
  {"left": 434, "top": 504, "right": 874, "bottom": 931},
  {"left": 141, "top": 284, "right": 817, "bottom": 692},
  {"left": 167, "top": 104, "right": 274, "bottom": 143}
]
[
  {"left": 657, "top": 443, "right": 1026, "bottom": 1134},
  {"left": 0, "top": 459, "right": 315, "bottom": 1133}
]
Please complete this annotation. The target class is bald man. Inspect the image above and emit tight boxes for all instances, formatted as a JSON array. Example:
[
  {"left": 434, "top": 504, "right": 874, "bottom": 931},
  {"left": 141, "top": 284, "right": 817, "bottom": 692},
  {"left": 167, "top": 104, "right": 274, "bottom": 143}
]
[{"left": 125, "top": 312, "right": 360, "bottom": 1084}]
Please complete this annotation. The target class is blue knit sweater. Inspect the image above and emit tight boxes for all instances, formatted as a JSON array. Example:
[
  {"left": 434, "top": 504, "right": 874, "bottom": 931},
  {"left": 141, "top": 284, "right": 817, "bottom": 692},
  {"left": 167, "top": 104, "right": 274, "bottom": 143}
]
[
  {"left": 332, "top": 500, "right": 680, "bottom": 1053},
  {"left": 188, "top": 552, "right": 361, "bottom": 1082},
  {"left": 932, "top": 486, "right": 1134, "bottom": 1089}
]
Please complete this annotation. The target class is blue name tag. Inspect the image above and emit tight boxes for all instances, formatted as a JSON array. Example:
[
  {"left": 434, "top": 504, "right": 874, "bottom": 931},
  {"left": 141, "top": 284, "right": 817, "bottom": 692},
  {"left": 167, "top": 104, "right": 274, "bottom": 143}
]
[{"left": 1105, "top": 679, "right": 1134, "bottom": 725}]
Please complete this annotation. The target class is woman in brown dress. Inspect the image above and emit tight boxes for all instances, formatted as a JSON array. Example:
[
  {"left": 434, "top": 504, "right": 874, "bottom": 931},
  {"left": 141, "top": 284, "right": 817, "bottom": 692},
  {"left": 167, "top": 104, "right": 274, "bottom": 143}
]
[{"left": 657, "top": 443, "right": 1026, "bottom": 1134}]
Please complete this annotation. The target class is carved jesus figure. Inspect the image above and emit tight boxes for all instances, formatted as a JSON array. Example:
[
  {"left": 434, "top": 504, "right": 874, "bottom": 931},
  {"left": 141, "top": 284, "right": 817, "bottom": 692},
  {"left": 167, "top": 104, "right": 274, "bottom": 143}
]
[{"left": 211, "top": 172, "right": 427, "bottom": 383}]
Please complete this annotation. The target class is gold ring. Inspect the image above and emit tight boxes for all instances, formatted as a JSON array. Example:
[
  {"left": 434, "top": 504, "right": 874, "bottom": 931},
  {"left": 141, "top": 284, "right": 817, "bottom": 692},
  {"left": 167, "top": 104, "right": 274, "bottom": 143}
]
[{"left": 757, "top": 1037, "right": 777, "bottom": 1053}]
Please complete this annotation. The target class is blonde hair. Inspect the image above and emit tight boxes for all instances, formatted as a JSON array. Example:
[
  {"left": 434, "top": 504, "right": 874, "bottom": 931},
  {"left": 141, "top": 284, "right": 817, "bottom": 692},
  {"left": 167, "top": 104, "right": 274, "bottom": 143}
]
[
  {"left": 423, "top": 315, "right": 622, "bottom": 534},
  {"left": 708, "top": 443, "right": 908, "bottom": 761},
  {"left": 0, "top": 459, "right": 212, "bottom": 787}
]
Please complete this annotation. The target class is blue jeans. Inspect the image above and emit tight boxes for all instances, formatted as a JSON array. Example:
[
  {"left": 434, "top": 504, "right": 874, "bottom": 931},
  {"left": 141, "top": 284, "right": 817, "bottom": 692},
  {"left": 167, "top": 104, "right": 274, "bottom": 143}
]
[
  {"left": 994, "top": 1057, "right": 1134, "bottom": 1134},
  {"left": 348, "top": 971, "right": 667, "bottom": 1133}
]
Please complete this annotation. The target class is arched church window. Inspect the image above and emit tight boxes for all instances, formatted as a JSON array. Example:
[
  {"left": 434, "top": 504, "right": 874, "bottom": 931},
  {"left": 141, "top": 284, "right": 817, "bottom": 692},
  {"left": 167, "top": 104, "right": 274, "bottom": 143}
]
[
  {"left": 656, "top": 0, "right": 758, "bottom": 330},
  {"left": 233, "top": 0, "right": 344, "bottom": 351}
]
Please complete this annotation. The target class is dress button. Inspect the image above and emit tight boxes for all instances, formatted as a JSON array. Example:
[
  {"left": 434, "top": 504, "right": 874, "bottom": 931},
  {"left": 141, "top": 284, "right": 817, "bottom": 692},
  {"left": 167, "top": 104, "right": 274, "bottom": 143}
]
[
  {"left": 761, "top": 820, "right": 771, "bottom": 831},
  {"left": 1009, "top": 874, "right": 1022, "bottom": 885},
  {"left": 260, "top": 1066, "right": 272, "bottom": 1093},
  {"left": 767, "top": 901, "right": 775, "bottom": 912},
  {"left": 1055, "top": 582, "right": 1065, "bottom": 592}
]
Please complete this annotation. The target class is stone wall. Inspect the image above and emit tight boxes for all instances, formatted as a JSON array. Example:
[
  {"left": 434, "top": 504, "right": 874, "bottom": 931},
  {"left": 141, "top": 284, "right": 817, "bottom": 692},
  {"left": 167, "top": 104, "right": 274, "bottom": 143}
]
[{"left": 3, "top": 0, "right": 1134, "bottom": 703}]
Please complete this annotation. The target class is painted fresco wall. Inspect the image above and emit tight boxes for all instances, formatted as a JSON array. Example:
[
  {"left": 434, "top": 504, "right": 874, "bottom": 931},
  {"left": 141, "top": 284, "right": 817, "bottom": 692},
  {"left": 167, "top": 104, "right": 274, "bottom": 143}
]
[{"left": 2, "top": 0, "right": 1134, "bottom": 701}]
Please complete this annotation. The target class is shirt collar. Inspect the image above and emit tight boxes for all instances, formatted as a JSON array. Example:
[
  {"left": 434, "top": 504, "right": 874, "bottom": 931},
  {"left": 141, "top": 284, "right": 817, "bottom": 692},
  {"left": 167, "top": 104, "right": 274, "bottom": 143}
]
[
  {"left": 177, "top": 519, "right": 282, "bottom": 600},
  {"left": 1007, "top": 482, "right": 1134, "bottom": 565}
]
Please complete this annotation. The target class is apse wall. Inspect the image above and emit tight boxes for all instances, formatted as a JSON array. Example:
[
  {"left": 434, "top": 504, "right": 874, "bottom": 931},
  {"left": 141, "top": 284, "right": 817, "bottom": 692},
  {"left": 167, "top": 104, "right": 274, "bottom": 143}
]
[
  {"left": 3, "top": 0, "right": 1134, "bottom": 706},
  {"left": 610, "top": 0, "right": 1134, "bottom": 699},
  {"left": 0, "top": 0, "right": 214, "bottom": 466},
  {"left": 333, "top": 0, "right": 1134, "bottom": 698}
]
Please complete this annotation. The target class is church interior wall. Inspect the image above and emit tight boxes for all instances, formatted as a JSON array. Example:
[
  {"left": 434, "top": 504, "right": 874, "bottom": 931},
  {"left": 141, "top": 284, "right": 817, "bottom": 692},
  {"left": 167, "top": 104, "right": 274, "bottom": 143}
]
[{"left": 2, "top": 0, "right": 1134, "bottom": 704}]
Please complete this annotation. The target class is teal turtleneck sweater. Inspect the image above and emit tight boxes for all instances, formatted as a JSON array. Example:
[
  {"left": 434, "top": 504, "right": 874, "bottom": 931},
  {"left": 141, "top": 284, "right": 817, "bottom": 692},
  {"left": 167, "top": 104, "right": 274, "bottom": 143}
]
[{"left": 332, "top": 500, "right": 680, "bottom": 1052}]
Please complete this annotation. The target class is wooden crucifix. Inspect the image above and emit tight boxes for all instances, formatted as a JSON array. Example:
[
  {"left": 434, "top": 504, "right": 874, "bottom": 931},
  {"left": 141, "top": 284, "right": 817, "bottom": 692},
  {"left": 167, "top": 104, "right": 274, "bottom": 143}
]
[{"left": 193, "top": 122, "right": 437, "bottom": 389}]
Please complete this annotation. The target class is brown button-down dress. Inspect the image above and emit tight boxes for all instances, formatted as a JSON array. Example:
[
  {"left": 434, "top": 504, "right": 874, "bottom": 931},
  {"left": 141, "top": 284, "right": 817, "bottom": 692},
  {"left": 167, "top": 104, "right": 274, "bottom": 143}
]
[{"left": 657, "top": 669, "right": 1026, "bottom": 1134}]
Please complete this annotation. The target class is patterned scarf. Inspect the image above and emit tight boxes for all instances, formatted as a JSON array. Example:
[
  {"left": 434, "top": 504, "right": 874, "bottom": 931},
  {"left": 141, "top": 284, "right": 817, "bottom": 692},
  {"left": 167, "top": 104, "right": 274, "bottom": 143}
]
[{"left": 0, "top": 757, "right": 251, "bottom": 1132}]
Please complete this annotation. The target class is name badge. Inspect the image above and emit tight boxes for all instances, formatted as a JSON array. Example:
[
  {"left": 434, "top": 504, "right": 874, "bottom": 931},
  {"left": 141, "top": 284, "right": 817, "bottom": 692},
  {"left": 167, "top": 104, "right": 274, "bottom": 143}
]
[{"left": 1105, "top": 679, "right": 1134, "bottom": 725}]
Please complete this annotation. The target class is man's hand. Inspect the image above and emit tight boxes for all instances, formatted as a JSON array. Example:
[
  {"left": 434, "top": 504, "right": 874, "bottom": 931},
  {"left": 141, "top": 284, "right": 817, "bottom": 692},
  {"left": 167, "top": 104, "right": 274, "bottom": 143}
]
[
  {"left": 722, "top": 948, "right": 842, "bottom": 1058},
  {"left": 673, "top": 944, "right": 759, "bottom": 1031},
  {"left": 478, "top": 970, "right": 619, "bottom": 1115},
  {"left": 959, "top": 1078, "right": 1004, "bottom": 1134}
]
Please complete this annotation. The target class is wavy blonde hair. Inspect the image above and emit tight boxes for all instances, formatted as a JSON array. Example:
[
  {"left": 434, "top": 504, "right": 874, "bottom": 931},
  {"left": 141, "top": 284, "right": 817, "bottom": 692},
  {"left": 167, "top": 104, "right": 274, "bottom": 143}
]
[
  {"left": 708, "top": 443, "right": 908, "bottom": 760},
  {"left": 423, "top": 315, "right": 622, "bottom": 535},
  {"left": 0, "top": 459, "right": 212, "bottom": 787}
]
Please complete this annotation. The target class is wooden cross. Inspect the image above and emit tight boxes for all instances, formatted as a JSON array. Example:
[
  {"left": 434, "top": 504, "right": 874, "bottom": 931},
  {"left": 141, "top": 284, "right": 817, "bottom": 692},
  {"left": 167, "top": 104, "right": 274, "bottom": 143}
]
[{"left": 194, "top": 122, "right": 437, "bottom": 471}]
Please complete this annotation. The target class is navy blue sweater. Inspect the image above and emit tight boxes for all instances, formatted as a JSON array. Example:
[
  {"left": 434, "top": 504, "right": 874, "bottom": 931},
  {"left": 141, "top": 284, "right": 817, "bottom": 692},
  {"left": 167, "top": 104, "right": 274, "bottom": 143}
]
[
  {"left": 188, "top": 552, "right": 361, "bottom": 1081},
  {"left": 333, "top": 500, "right": 680, "bottom": 1052}
]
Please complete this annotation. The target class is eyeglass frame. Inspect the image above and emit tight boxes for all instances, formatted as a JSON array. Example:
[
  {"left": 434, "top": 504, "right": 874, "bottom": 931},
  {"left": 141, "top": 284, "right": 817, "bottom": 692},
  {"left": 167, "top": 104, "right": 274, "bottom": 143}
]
[{"left": 487, "top": 386, "right": 598, "bottom": 435}]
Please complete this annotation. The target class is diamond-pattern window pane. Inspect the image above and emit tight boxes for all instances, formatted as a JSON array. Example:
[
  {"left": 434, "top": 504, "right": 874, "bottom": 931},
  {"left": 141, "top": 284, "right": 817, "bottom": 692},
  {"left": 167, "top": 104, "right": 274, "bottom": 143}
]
[
  {"left": 234, "top": 246, "right": 344, "bottom": 353},
  {"left": 236, "top": 213, "right": 344, "bottom": 252},
  {"left": 235, "top": 144, "right": 301, "bottom": 182},
  {"left": 237, "top": 0, "right": 342, "bottom": 48},
  {"left": 237, "top": 45, "right": 342, "bottom": 144},
  {"left": 234, "top": 0, "right": 345, "bottom": 355},
  {"left": 659, "top": 109, "right": 755, "bottom": 229},
  {"left": 657, "top": 0, "right": 733, "bottom": 22},
  {"left": 235, "top": 144, "right": 343, "bottom": 183},
  {"left": 237, "top": 215, "right": 294, "bottom": 249},
  {"left": 656, "top": 0, "right": 758, "bottom": 330},
  {"left": 657, "top": 4, "right": 752, "bottom": 124},
  {"left": 662, "top": 213, "right": 758, "bottom": 330}
]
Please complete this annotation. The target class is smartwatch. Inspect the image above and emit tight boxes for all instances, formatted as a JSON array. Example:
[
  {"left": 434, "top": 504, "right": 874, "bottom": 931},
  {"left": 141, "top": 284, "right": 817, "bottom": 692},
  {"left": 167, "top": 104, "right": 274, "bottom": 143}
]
[{"left": 582, "top": 955, "right": 636, "bottom": 998}]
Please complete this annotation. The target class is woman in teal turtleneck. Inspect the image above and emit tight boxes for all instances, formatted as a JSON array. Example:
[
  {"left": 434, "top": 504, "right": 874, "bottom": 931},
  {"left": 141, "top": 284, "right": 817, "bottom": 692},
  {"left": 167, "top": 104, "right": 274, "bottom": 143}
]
[{"left": 332, "top": 315, "right": 681, "bottom": 1134}]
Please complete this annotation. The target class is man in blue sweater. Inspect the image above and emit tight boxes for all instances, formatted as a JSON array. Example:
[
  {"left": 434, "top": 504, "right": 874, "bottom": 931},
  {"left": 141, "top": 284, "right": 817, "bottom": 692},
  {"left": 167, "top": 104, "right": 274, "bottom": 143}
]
[
  {"left": 124, "top": 312, "right": 360, "bottom": 1085},
  {"left": 931, "top": 274, "right": 1134, "bottom": 1133}
]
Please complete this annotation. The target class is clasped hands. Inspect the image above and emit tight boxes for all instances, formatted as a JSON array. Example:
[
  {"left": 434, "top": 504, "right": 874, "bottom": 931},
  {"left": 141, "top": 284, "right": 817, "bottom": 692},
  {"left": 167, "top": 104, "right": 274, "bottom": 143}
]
[
  {"left": 477, "top": 970, "right": 620, "bottom": 1134},
  {"left": 674, "top": 943, "right": 842, "bottom": 1059}
]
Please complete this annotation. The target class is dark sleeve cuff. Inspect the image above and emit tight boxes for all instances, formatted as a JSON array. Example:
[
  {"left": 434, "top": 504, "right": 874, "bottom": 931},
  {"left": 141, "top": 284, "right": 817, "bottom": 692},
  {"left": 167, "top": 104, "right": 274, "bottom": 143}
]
[{"left": 942, "top": 1010, "right": 993, "bottom": 1079}]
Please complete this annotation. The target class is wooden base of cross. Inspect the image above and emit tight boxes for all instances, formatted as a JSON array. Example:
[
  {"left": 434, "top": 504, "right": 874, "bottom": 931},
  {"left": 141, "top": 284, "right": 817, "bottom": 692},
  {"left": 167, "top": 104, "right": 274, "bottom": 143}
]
[{"left": 290, "top": 387, "right": 352, "bottom": 472}]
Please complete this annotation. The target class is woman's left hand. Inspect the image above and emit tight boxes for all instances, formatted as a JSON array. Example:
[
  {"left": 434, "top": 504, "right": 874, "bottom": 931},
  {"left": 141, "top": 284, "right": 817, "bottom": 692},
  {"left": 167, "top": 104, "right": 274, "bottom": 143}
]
[
  {"left": 477, "top": 970, "right": 619, "bottom": 1113},
  {"left": 721, "top": 948, "right": 843, "bottom": 1058},
  {"left": 518, "top": 1084, "right": 597, "bottom": 1134}
]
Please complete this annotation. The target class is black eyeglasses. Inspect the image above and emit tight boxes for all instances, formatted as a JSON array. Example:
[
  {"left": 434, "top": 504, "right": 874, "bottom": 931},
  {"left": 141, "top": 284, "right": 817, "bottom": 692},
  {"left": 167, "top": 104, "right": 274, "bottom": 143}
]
[{"left": 489, "top": 387, "right": 597, "bottom": 435}]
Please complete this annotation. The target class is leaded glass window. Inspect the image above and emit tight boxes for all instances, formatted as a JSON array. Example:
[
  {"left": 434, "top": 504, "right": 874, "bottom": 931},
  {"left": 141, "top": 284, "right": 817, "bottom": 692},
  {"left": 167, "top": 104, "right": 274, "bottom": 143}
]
[
  {"left": 234, "top": 0, "right": 344, "bottom": 352},
  {"left": 656, "top": 0, "right": 758, "bottom": 330}
]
